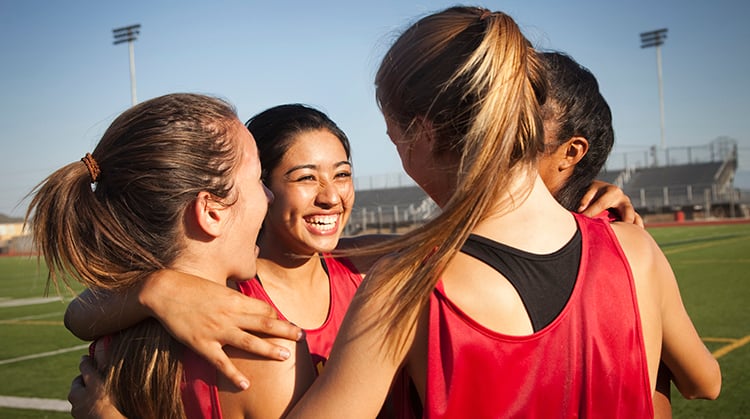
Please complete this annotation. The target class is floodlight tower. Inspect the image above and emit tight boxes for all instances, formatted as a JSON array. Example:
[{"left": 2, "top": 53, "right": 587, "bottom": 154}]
[
  {"left": 640, "top": 28, "right": 668, "bottom": 150},
  {"left": 113, "top": 24, "right": 141, "bottom": 106}
]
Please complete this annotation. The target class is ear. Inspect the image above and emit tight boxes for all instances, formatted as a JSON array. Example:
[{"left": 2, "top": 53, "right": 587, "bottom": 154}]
[
  {"left": 559, "top": 136, "right": 589, "bottom": 170},
  {"left": 193, "top": 191, "right": 226, "bottom": 239},
  {"left": 414, "top": 117, "right": 437, "bottom": 152}
]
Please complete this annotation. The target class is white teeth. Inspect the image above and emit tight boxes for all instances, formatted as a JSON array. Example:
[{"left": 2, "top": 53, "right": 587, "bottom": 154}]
[{"left": 305, "top": 215, "right": 339, "bottom": 231}]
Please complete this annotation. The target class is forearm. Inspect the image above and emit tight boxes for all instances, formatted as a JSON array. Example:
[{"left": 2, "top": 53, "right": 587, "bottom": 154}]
[
  {"left": 662, "top": 336, "right": 721, "bottom": 400},
  {"left": 65, "top": 286, "right": 151, "bottom": 340}
]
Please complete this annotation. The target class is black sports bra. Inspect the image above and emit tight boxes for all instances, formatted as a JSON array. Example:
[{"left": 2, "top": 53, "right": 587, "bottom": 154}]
[{"left": 459, "top": 229, "right": 582, "bottom": 332}]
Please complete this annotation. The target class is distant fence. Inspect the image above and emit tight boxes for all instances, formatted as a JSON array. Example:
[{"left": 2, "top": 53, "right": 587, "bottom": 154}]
[
  {"left": 627, "top": 183, "right": 748, "bottom": 217},
  {"left": 605, "top": 139, "right": 738, "bottom": 172},
  {"left": 344, "top": 198, "right": 438, "bottom": 236},
  {"left": 353, "top": 172, "right": 417, "bottom": 191}
]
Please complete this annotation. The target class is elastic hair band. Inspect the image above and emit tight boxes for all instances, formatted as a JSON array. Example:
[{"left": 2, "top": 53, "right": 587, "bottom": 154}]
[
  {"left": 81, "top": 153, "right": 101, "bottom": 183},
  {"left": 479, "top": 10, "right": 492, "bottom": 20}
]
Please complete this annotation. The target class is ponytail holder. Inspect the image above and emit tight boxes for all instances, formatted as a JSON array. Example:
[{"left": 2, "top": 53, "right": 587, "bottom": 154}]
[
  {"left": 479, "top": 10, "right": 492, "bottom": 21},
  {"left": 81, "top": 153, "right": 101, "bottom": 185}
]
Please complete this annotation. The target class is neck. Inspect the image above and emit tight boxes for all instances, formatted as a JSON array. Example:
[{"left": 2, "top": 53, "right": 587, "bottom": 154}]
[
  {"left": 170, "top": 254, "right": 227, "bottom": 286},
  {"left": 256, "top": 250, "right": 327, "bottom": 288},
  {"left": 473, "top": 174, "right": 576, "bottom": 254}
]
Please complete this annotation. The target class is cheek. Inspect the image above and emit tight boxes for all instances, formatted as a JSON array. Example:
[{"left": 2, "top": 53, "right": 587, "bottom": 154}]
[{"left": 338, "top": 182, "right": 355, "bottom": 207}]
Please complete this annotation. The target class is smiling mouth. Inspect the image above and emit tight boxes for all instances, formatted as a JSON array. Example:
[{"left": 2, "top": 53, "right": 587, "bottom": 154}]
[{"left": 304, "top": 214, "right": 339, "bottom": 232}]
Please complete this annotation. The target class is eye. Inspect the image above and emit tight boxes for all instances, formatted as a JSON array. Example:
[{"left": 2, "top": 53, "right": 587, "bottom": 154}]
[
  {"left": 295, "top": 175, "right": 316, "bottom": 182},
  {"left": 335, "top": 171, "right": 352, "bottom": 179}
]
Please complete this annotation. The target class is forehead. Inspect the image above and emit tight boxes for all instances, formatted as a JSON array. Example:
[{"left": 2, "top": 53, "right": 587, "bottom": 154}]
[{"left": 281, "top": 129, "right": 348, "bottom": 162}]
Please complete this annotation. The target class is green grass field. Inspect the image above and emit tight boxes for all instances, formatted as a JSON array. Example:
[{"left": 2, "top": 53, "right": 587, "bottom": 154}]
[{"left": 0, "top": 221, "right": 748, "bottom": 417}]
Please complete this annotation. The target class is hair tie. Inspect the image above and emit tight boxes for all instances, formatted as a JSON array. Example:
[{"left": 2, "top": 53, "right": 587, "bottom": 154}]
[
  {"left": 479, "top": 10, "right": 492, "bottom": 21},
  {"left": 81, "top": 153, "right": 101, "bottom": 183}
]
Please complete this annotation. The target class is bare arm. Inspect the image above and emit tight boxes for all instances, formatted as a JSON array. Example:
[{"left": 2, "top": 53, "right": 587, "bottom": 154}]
[
  {"left": 578, "top": 180, "right": 643, "bottom": 227},
  {"left": 655, "top": 249, "right": 722, "bottom": 399},
  {"left": 65, "top": 270, "right": 303, "bottom": 390},
  {"left": 287, "top": 260, "right": 418, "bottom": 418},
  {"left": 613, "top": 223, "right": 721, "bottom": 400}
]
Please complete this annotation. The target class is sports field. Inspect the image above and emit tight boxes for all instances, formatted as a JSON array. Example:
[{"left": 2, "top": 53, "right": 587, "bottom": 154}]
[{"left": 0, "top": 221, "right": 748, "bottom": 418}]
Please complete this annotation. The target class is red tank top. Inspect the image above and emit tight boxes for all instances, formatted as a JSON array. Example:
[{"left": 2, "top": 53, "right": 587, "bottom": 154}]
[
  {"left": 424, "top": 213, "right": 653, "bottom": 418},
  {"left": 180, "top": 254, "right": 362, "bottom": 418}
]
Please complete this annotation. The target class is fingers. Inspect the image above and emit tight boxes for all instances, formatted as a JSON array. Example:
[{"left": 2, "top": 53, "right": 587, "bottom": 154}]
[
  {"left": 205, "top": 347, "right": 251, "bottom": 390},
  {"left": 197, "top": 328, "right": 302, "bottom": 391},
  {"left": 578, "top": 181, "right": 642, "bottom": 227},
  {"left": 68, "top": 356, "right": 100, "bottom": 419},
  {"left": 241, "top": 314, "right": 304, "bottom": 342},
  {"left": 78, "top": 355, "right": 100, "bottom": 386},
  {"left": 634, "top": 212, "right": 645, "bottom": 228},
  {"left": 577, "top": 185, "right": 600, "bottom": 214}
]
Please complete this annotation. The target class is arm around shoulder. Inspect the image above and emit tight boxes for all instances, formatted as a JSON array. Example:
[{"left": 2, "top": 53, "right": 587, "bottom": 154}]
[{"left": 611, "top": 222, "right": 721, "bottom": 401}]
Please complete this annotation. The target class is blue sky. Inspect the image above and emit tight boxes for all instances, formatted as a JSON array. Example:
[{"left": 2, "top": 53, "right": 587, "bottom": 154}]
[{"left": 1, "top": 0, "right": 749, "bottom": 217}]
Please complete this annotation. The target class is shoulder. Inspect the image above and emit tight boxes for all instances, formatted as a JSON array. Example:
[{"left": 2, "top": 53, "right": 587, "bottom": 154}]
[{"left": 608, "top": 221, "right": 659, "bottom": 263}]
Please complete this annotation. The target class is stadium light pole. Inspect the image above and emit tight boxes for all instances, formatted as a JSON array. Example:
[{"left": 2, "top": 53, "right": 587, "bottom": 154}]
[
  {"left": 113, "top": 24, "right": 141, "bottom": 106},
  {"left": 640, "top": 28, "right": 668, "bottom": 150}
]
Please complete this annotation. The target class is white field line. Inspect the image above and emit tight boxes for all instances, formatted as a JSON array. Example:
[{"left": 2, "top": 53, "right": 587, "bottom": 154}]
[
  {"left": 0, "top": 297, "right": 62, "bottom": 308},
  {"left": 4, "top": 311, "right": 64, "bottom": 321},
  {"left": 0, "top": 344, "right": 89, "bottom": 366},
  {"left": 0, "top": 395, "right": 70, "bottom": 412}
]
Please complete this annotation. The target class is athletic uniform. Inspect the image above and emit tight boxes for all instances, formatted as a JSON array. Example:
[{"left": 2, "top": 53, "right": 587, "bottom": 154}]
[
  {"left": 236, "top": 254, "right": 362, "bottom": 372},
  {"left": 423, "top": 213, "right": 653, "bottom": 418},
  {"left": 181, "top": 254, "right": 362, "bottom": 418}
]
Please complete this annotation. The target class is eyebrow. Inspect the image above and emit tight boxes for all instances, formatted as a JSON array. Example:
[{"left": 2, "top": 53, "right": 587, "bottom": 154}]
[{"left": 284, "top": 160, "right": 351, "bottom": 177}]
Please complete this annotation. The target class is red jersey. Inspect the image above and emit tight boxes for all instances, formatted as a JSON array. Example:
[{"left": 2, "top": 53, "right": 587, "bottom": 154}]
[
  {"left": 180, "top": 254, "right": 362, "bottom": 419},
  {"left": 424, "top": 213, "right": 653, "bottom": 418},
  {"left": 236, "top": 254, "right": 362, "bottom": 373}
]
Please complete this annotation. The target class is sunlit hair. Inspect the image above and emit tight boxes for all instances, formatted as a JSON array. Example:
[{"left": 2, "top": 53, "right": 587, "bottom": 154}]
[
  {"left": 245, "top": 103, "right": 352, "bottom": 183},
  {"left": 358, "top": 6, "right": 547, "bottom": 351},
  {"left": 26, "top": 93, "right": 242, "bottom": 418},
  {"left": 541, "top": 51, "right": 614, "bottom": 210}
]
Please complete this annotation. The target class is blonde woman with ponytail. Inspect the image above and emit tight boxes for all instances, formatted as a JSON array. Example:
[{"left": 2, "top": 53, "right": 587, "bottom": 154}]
[{"left": 284, "top": 6, "right": 719, "bottom": 418}]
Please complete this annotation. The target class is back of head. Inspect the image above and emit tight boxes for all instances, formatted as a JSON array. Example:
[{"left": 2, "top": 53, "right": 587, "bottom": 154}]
[
  {"left": 27, "top": 93, "right": 243, "bottom": 419},
  {"left": 27, "top": 93, "right": 242, "bottom": 418},
  {"left": 28, "top": 93, "right": 240, "bottom": 292},
  {"left": 541, "top": 52, "right": 614, "bottom": 210},
  {"left": 369, "top": 6, "right": 547, "bottom": 348},
  {"left": 245, "top": 103, "right": 351, "bottom": 182}
]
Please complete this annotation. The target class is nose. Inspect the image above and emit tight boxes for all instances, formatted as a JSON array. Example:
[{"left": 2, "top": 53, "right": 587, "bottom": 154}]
[
  {"left": 315, "top": 181, "right": 341, "bottom": 209},
  {"left": 263, "top": 183, "right": 274, "bottom": 205}
]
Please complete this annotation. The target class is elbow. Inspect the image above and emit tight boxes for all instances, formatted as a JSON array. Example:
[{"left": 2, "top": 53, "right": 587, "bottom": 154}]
[
  {"left": 64, "top": 304, "right": 95, "bottom": 341},
  {"left": 679, "top": 361, "right": 722, "bottom": 400}
]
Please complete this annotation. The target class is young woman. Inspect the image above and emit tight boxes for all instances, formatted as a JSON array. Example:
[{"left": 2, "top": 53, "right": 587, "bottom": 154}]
[
  {"left": 27, "top": 93, "right": 311, "bottom": 419},
  {"left": 279, "top": 6, "right": 720, "bottom": 417}
]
